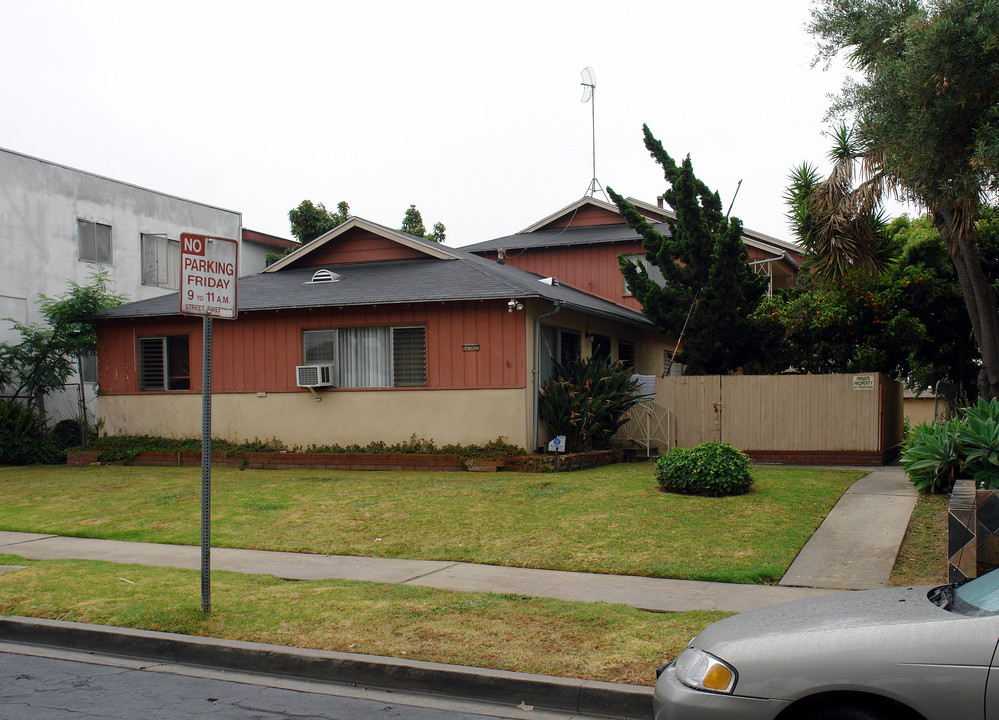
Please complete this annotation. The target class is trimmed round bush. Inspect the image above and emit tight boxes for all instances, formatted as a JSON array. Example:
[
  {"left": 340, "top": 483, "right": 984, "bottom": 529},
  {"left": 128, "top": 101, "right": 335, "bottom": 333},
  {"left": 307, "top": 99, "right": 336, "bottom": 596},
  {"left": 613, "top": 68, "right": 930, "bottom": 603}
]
[{"left": 655, "top": 442, "right": 755, "bottom": 497}]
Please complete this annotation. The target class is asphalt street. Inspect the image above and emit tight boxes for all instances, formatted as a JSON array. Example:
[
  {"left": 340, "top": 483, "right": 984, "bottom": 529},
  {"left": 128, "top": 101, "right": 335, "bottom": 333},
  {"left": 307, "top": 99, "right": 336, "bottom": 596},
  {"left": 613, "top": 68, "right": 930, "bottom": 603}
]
[{"left": 0, "top": 643, "right": 609, "bottom": 720}]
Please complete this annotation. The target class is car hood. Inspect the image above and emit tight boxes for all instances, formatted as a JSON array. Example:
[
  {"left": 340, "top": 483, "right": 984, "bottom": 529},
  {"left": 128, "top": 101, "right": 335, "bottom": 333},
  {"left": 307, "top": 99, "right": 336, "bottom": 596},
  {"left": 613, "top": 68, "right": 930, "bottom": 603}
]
[{"left": 689, "top": 585, "right": 999, "bottom": 701}]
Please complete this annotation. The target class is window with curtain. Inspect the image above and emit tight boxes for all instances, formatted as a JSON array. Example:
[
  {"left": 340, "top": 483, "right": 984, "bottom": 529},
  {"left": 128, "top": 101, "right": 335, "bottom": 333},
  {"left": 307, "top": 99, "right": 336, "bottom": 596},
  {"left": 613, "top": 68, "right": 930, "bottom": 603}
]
[
  {"left": 302, "top": 325, "right": 426, "bottom": 388},
  {"left": 141, "top": 233, "right": 181, "bottom": 289}
]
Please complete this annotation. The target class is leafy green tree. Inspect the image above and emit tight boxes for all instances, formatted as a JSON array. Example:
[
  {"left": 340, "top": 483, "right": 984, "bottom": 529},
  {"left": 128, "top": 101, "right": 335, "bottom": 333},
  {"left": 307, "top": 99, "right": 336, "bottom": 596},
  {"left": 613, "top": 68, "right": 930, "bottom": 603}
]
[
  {"left": 288, "top": 200, "right": 350, "bottom": 245},
  {"left": 608, "top": 125, "right": 768, "bottom": 374},
  {"left": 756, "top": 214, "right": 987, "bottom": 391},
  {"left": 809, "top": 0, "right": 999, "bottom": 398},
  {"left": 0, "top": 268, "right": 126, "bottom": 409},
  {"left": 400, "top": 205, "right": 446, "bottom": 243}
]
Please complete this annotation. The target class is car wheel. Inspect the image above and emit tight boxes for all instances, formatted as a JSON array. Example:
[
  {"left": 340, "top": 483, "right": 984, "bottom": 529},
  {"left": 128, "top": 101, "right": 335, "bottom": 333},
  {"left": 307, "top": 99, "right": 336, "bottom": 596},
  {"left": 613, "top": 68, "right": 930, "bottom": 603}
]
[{"left": 800, "top": 706, "right": 890, "bottom": 720}]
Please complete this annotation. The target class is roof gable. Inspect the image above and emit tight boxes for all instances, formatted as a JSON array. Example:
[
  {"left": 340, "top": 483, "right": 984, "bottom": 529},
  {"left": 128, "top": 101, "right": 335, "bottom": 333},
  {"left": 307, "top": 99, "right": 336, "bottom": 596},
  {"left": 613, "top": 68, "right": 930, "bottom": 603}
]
[
  {"left": 264, "top": 217, "right": 454, "bottom": 272},
  {"left": 520, "top": 197, "right": 624, "bottom": 233}
]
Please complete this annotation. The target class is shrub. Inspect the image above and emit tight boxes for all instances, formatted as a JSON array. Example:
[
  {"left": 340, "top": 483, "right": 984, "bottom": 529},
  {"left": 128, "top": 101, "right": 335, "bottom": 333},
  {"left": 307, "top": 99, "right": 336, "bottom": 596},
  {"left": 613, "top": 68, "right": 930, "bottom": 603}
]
[
  {"left": 85, "top": 433, "right": 526, "bottom": 464},
  {"left": 901, "top": 397, "right": 999, "bottom": 493},
  {"left": 900, "top": 418, "right": 961, "bottom": 493},
  {"left": 538, "top": 357, "right": 642, "bottom": 453},
  {"left": 0, "top": 400, "right": 60, "bottom": 465},
  {"left": 655, "top": 442, "right": 755, "bottom": 497}
]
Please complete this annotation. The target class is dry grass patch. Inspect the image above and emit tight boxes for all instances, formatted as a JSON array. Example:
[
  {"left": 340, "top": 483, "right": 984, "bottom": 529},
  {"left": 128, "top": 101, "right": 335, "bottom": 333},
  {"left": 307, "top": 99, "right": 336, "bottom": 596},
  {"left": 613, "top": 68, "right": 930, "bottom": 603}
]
[
  {"left": 889, "top": 492, "right": 948, "bottom": 587},
  {"left": 0, "top": 554, "right": 724, "bottom": 686}
]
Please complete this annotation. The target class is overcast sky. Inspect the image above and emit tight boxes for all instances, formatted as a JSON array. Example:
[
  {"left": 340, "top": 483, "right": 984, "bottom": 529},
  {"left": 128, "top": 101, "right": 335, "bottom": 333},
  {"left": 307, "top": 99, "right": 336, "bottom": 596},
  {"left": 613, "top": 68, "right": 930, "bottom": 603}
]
[{"left": 1, "top": 1, "right": 859, "bottom": 248}]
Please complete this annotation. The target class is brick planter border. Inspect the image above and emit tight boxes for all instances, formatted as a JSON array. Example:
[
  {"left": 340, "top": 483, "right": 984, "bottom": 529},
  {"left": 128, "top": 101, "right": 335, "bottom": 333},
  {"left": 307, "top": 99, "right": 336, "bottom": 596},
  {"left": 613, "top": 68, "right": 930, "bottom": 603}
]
[
  {"left": 743, "top": 449, "right": 898, "bottom": 466},
  {"left": 66, "top": 449, "right": 621, "bottom": 473}
]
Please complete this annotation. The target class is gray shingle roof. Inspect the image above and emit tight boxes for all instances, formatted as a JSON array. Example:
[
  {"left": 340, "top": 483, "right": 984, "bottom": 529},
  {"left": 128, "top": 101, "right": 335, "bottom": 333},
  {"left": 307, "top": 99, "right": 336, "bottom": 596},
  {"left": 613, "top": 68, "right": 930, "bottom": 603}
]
[
  {"left": 460, "top": 223, "right": 672, "bottom": 253},
  {"left": 100, "top": 243, "right": 654, "bottom": 329}
]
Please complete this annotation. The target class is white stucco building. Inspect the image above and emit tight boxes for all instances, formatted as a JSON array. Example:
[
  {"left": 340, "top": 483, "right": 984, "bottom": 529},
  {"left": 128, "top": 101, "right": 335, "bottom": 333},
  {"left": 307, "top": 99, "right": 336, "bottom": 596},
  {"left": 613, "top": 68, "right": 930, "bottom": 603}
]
[{"left": 0, "top": 147, "right": 290, "bottom": 425}]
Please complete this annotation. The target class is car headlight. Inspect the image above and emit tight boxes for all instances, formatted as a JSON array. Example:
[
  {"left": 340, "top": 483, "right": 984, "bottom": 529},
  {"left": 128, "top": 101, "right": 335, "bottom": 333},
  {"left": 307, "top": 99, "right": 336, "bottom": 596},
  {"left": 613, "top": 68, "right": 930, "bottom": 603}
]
[{"left": 673, "top": 648, "right": 738, "bottom": 694}]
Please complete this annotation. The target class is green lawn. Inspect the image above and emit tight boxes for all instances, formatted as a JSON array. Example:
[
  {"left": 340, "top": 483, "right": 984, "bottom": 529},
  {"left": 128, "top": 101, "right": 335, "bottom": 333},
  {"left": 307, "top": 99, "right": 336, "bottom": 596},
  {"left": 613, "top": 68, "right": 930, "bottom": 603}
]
[{"left": 0, "top": 463, "right": 864, "bottom": 584}]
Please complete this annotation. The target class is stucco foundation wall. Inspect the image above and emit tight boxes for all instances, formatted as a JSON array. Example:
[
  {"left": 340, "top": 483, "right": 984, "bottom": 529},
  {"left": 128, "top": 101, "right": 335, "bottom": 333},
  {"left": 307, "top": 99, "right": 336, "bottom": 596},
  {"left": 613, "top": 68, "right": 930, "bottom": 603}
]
[{"left": 99, "top": 388, "right": 531, "bottom": 449}]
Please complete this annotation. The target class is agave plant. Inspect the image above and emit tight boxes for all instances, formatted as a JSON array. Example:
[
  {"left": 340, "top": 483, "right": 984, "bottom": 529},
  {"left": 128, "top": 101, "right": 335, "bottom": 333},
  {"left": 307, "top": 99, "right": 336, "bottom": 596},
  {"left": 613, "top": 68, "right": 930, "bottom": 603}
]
[
  {"left": 901, "top": 398, "right": 999, "bottom": 492},
  {"left": 900, "top": 418, "right": 961, "bottom": 494},
  {"left": 957, "top": 399, "right": 999, "bottom": 489}
]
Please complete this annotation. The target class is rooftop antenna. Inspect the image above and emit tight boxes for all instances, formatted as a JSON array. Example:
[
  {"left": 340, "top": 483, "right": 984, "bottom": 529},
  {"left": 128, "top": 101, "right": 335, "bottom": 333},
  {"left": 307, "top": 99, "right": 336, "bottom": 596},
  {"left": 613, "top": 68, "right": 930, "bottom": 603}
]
[
  {"left": 725, "top": 179, "right": 743, "bottom": 220},
  {"left": 580, "top": 67, "right": 608, "bottom": 202}
]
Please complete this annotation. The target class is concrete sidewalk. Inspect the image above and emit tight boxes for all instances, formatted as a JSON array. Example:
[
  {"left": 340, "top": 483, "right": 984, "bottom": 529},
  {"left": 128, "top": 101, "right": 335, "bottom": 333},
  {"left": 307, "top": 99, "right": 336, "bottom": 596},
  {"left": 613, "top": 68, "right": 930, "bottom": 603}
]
[
  {"left": 779, "top": 465, "right": 917, "bottom": 590},
  {"left": 0, "top": 465, "right": 917, "bottom": 613}
]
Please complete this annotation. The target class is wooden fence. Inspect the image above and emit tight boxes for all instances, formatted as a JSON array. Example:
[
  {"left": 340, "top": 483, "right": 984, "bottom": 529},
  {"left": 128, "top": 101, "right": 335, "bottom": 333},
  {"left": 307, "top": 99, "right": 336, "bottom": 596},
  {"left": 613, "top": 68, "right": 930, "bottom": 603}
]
[{"left": 620, "top": 373, "right": 903, "bottom": 465}]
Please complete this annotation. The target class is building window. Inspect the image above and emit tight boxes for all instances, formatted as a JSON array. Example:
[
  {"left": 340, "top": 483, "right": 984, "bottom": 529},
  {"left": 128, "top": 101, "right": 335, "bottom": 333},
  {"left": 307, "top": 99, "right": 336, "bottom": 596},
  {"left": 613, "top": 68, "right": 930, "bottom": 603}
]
[
  {"left": 540, "top": 326, "right": 583, "bottom": 386},
  {"left": 622, "top": 254, "right": 665, "bottom": 296},
  {"left": 141, "top": 234, "right": 181, "bottom": 289},
  {"left": 618, "top": 341, "right": 635, "bottom": 369},
  {"left": 559, "top": 330, "right": 581, "bottom": 366},
  {"left": 78, "top": 219, "right": 112, "bottom": 264},
  {"left": 79, "top": 355, "right": 98, "bottom": 384},
  {"left": 302, "top": 325, "right": 427, "bottom": 388},
  {"left": 138, "top": 336, "right": 191, "bottom": 391},
  {"left": 590, "top": 334, "right": 611, "bottom": 361}
]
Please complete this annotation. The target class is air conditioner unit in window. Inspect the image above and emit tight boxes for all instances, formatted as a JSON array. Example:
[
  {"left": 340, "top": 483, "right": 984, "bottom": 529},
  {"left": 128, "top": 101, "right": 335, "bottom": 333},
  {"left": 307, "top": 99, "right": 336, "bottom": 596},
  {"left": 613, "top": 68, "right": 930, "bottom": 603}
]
[{"left": 296, "top": 363, "right": 337, "bottom": 388}]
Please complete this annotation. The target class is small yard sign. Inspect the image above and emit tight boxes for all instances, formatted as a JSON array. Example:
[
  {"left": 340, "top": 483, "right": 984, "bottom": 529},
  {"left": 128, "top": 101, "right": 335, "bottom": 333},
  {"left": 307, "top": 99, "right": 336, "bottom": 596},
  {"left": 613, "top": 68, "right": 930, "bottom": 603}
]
[{"left": 548, "top": 435, "right": 567, "bottom": 453}]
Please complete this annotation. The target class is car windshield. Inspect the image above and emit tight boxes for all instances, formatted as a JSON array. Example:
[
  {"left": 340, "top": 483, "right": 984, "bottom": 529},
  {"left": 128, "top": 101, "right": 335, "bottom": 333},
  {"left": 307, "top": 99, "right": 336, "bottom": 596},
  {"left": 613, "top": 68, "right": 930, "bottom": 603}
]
[{"left": 953, "top": 569, "right": 999, "bottom": 614}]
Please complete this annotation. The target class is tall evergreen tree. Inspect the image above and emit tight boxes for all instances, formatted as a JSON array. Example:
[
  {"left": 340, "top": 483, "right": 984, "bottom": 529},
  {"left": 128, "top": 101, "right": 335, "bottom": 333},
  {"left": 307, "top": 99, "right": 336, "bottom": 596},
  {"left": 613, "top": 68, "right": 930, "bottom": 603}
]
[{"left": 608, "top": 125, "right": 768, "bottom": 374}]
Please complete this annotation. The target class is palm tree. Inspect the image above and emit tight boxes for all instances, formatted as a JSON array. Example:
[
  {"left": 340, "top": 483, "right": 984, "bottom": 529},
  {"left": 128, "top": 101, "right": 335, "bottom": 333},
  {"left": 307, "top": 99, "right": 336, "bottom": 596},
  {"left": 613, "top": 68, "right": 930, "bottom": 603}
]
[{"left": 785, "top": 125, "right": 893, "bottom": 279}]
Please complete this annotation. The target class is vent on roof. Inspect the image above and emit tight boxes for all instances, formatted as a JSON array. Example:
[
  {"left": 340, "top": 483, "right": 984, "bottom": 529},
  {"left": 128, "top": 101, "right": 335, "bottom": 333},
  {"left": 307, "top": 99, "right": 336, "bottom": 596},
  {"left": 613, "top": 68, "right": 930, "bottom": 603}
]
[
  {"left": 540, "top": 277, "right": 559, "bottom": 286},
  {"left": 307, "top": 269, "right": 341, "bottom": 284}
]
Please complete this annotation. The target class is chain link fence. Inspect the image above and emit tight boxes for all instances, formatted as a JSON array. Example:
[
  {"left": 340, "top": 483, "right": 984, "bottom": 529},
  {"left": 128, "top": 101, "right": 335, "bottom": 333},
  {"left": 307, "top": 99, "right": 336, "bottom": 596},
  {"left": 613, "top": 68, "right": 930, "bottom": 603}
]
[{"left": 2, "top": 383, "right": 95, "bottom": 445}]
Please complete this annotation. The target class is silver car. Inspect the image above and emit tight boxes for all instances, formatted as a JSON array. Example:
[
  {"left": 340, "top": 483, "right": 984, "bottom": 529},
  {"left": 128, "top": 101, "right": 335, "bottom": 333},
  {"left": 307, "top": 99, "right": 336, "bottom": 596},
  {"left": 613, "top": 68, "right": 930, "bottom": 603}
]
[{"left": 654, "top": 570, "right": 999, "bottom": 719}]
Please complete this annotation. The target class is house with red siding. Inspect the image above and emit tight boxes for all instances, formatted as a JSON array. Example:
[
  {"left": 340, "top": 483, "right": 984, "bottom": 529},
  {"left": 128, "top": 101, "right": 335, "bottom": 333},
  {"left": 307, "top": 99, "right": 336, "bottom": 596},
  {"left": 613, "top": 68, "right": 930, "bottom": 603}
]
[
  {"left": 96, "top": 217, "right": 671, "bottom": 451},
  {"left": 461, "top": 196, "right": 802, "bottom": 312}
]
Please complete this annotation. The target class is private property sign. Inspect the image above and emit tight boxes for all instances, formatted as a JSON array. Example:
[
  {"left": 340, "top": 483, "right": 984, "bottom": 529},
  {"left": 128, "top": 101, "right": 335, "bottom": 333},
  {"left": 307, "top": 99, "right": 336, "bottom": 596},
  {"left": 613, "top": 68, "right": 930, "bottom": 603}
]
[{"left": 180, "top": 233, "right": 238, "bottom": 319}]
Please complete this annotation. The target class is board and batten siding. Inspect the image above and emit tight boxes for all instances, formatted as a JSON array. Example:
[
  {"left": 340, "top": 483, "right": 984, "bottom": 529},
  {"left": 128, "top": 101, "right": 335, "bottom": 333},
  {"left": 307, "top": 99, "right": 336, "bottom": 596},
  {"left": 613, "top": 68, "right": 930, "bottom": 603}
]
[
  {"left": 97, "top": 299, "right": 527, "bottom": 395},
  {"left": 495, "top": 242, "right": 645, "bottom": 312}
]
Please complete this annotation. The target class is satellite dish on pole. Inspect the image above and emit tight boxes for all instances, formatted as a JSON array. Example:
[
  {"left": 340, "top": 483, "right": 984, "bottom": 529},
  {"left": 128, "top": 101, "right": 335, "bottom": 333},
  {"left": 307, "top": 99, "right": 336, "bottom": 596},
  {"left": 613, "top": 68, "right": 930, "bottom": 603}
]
[
  {"left": 580, "top": 67, "right": 607, "bottom": 201},
  {"left": 580, "top": 66, "right": 595, "bottom": 103}
]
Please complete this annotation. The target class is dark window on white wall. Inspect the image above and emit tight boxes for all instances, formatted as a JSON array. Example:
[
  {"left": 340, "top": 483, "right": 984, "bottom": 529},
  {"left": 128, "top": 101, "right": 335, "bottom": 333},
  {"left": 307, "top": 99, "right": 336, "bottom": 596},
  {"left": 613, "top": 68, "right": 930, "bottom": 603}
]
[
  {"left": 78, "top": 219, "right": 112, "bottom": 264},
  {"left": 138, "top": 336, "right": 190, "bottom": 391},
  {"left": 302, "top": 325, "right": 427, "bottom": 388},
  {"left": 141, "top": 234, "right": 180, "bottom": 289},
  {"left": 79, "top": 355, "right": 98, "bottom": 384}
]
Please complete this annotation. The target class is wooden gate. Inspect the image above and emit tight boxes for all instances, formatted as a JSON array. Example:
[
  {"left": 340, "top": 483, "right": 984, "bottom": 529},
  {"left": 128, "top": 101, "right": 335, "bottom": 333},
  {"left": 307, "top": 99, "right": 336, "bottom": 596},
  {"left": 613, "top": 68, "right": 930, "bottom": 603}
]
[{"left": 624, "top": 373, "right": 904, "bottom": 465}]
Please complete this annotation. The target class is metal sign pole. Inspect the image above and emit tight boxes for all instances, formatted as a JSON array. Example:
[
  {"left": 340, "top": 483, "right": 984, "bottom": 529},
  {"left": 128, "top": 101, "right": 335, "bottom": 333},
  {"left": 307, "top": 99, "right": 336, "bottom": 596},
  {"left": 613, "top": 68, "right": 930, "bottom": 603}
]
[
  {"left": 201, "top": 316, "right": 213, "bottom": 614},
  {"left": 179, "top": 231, "right": 237, "bottom": 616}
]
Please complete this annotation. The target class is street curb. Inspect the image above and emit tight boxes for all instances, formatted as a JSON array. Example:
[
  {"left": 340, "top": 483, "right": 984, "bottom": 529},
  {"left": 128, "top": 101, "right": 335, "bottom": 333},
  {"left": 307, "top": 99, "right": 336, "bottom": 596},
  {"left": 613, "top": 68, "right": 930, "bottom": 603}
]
[{"left": 0, "top": 616, "right": 653, "bottom": 719}]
